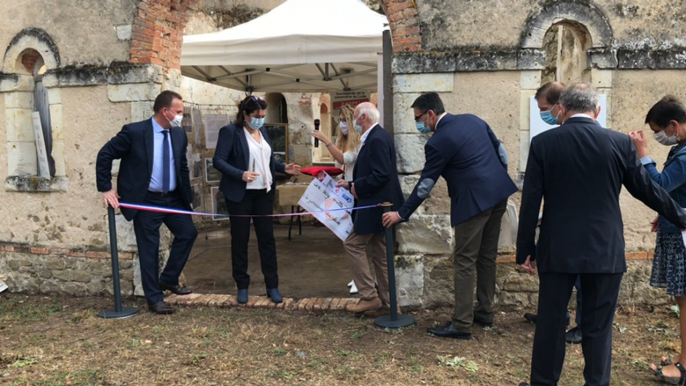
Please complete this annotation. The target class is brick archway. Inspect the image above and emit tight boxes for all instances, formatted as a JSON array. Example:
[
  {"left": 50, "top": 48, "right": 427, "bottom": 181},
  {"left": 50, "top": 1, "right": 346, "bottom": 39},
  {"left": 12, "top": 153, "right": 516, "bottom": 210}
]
[{"left": 380, "top": 0, "right": 422, "bottom": 52}]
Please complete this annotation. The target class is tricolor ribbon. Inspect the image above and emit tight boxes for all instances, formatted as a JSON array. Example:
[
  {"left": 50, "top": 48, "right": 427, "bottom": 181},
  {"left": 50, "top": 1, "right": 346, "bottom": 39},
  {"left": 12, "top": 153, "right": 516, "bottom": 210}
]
[{"left": 118, "top": 201, "right": 381, "bottom": 218}]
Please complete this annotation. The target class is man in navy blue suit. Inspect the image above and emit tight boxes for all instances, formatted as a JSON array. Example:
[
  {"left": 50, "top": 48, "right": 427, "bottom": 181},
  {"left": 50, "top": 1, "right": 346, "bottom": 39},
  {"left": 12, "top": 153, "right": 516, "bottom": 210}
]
[
  {"left": 516, "top": 83, "right": 686, "bottom": 386},
  {"left": 96, "top": 90, "right": 197, "bottom": 315},
  {"left": 383, "top": 92, "right": 517, "bottom": 339},
  {"left": 336, "top": 102, "right": 404, "bottom": 315}
]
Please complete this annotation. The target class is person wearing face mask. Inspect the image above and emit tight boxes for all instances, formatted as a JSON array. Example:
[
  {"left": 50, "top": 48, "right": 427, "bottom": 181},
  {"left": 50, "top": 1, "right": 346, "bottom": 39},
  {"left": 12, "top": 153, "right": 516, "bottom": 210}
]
[
  {"left": 523, "top": 81, "right": 586, "bottom": 345},
  {"left": 382, "top": 92, "right": 516, "bottom": 339},
  {"left": 311, "top": 104, "right": 361, "bottom": 182},
  {"left": 629, "top": 96, "right": 686, "bottom": 385},
  {"left": 310, "top": 104, "right": 363, "bottom": 294},
  {"left": 213, "top": 96, "right": 301, "bottom": 305},
  {"left": 516, "top": 84, "right": 686, "bottom": 386},
  {"left": 335, "top": 102, "right": 404, "bottom": 315},
  {"left": 536, "top": 81, "right": 565, "bottom": 126},
  {"left": 96, "top": 90, "right": 198, "bottom": 315}
]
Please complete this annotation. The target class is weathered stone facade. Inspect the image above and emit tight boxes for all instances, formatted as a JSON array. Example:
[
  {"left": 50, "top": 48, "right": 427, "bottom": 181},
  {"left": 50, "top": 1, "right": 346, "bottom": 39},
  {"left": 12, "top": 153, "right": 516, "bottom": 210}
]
[{"left": 0, "top": 0, "right": 683, "bottom": 311}]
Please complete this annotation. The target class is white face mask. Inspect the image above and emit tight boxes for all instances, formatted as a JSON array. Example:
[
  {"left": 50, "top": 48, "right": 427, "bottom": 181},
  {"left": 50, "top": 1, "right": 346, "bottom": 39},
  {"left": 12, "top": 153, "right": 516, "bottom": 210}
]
[
  {"left": 166, "top": 111, "right": 183, "bottom": 127},
  {"left": 654, "top": 130, "right": 678, "bottom": 146},
  {"left": 339, "top": 121, "right": 348, "bottom": 135}
]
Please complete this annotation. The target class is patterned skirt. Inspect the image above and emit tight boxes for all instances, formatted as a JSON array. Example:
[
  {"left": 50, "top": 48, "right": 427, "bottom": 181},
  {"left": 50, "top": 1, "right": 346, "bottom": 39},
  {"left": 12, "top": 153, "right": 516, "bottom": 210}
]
[{"left": 651, "top": 231, "right": 686, "bottom": 296}]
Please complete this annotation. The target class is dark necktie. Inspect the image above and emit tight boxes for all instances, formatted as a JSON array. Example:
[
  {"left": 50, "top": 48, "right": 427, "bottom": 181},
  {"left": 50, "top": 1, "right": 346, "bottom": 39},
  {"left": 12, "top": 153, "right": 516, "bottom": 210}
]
[{"left": 162, "top": 130, "right": 170, "bottom": 194}]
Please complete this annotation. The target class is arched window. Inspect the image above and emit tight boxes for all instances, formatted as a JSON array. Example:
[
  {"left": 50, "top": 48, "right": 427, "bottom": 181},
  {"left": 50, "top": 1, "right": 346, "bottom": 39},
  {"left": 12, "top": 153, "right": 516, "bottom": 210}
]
[
  {"left": 541, "top": 22, "right": 592, "bottom": 84},
  {"left": 1, "top": 28, "right": 64, "bottom": 191}
]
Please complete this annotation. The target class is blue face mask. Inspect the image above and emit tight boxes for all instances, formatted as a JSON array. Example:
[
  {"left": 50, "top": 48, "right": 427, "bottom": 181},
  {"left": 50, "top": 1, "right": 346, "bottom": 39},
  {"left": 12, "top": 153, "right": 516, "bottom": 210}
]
[
  {"left": 352, "top": 117, "right": 363, "bottom": 132},
  {"left": 415, "top": 121, "right": 431, "bottom": 134},
  {"left": 540, "top": 109, "right": 559, "bottom": 125},
  {"left": 249, "top": 117, "right": 265, "bottom": 129}
]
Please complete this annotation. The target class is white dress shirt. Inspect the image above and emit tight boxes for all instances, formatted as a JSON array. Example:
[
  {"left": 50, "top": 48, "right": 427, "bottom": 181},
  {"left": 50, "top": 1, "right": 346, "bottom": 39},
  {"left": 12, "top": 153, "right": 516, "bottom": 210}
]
[{"left": 244, "top": 128, "right": 273, "bottom": 192}]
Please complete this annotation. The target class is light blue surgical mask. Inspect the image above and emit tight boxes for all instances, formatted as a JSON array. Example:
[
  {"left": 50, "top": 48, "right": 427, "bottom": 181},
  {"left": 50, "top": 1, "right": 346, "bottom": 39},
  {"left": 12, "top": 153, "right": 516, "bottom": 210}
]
[
  {"left": 415, "top": 121, "right": 431, "bottom": 134},
  {"left": 540, "top": 109, "right": 559, "bottom": 125},
  {"left": 352, "top": 117, "right": 363, "bottom": 132},
  {"left": 249, "top": 117, "right": 265, "bottom": 129}
]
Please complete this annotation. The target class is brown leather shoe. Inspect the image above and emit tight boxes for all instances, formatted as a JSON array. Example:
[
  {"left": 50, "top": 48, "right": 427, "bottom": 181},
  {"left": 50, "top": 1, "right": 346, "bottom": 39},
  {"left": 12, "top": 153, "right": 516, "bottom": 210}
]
[
  {"left": 346, "top": 298, "right": 382, "bottom": 313},
  {"left": 159, "top": 281, "right": 192, "bottom": 295},
  {"left": 363, "top": 305, "right": 401, "bottom": 318},
  {"left": 148, "top": 301, "right": 175, "bottom": 315}
]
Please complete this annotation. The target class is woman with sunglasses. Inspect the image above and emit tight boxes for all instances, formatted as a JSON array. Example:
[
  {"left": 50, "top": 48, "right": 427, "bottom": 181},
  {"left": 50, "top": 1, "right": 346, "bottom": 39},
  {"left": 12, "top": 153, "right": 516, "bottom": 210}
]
[
  {"left": 311, "top": 104, "right": 363, "bottom": 294},
  {"left": 213, "top": 96, "right": 300, "bottom": 304}
]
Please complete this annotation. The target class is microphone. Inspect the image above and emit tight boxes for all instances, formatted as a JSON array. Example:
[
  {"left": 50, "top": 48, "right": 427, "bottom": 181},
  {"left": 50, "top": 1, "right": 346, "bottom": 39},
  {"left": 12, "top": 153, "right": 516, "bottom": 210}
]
[{"left": 314, "top": 119, "right": 320, "bottom": 148}]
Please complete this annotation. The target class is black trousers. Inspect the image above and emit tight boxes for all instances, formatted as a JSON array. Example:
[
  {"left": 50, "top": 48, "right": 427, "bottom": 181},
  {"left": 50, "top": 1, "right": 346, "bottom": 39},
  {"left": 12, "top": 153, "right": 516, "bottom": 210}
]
[
  {"left": 530, "top": 272, "right": 623, "bottom": 386},
  {"left": 225, "top": 189, "right": 278, "bottom": 289},
  {"left": 133, "top": 191, "right": 198, "bottom": 305}
]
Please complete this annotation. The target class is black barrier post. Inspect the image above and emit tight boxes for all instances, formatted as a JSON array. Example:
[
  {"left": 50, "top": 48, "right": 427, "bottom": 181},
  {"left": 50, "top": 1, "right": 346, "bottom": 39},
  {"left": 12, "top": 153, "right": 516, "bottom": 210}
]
[
  {"left": 98, "top": 206, "right": 138, "bottom": 319},
  {"left": 374, "top": 203, "right": 415, "bottom": 329}
]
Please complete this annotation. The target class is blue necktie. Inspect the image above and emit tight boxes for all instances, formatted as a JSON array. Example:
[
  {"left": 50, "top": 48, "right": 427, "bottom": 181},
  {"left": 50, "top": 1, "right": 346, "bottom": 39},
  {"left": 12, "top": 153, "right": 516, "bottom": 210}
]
[{"left": 162, "top": 130, "right": 170, "bottom": 194}]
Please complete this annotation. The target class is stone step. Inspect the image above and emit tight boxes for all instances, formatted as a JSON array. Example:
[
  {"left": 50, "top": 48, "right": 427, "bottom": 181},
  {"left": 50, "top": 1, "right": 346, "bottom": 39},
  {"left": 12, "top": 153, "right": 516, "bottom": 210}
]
[{"left": 165, "top": 293, "right": 359, "bottom": 312}]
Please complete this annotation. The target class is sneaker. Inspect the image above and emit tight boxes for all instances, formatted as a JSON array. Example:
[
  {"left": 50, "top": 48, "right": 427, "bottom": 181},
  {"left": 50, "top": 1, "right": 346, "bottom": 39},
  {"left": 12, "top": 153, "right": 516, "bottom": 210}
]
[{"left": 0, "top": 280, "right": 7, "bottom": 293}]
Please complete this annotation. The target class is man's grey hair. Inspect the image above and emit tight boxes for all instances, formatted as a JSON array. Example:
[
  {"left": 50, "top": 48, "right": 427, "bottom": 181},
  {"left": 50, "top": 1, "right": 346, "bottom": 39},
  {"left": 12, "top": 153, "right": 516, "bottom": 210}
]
[
  {"left": 559, "top": 82, "right": 599, "bottom": 113},
  {"left": 357, "top": 102, "right": 380, "bottom": 124}
]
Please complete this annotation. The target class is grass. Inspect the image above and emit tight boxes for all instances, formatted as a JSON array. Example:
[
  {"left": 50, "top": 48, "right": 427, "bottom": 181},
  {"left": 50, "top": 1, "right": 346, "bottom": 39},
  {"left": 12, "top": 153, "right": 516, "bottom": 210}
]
[{"left": 0, "top": 293, "right": 682, "bottom": 385}]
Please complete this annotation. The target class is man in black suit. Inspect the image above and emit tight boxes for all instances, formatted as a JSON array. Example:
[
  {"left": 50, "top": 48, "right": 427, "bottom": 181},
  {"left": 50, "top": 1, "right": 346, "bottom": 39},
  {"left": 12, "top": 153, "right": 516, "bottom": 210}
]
[
  {"left": 96, "top": 90, "right": 198, "bottom": 315},
  {"left": 517, "top": 82, "right": 686, "bottom": 386},
  {"left": 382, "top": 92, "right": 517, "bottom": 339},
  {"left": 336, "top": 102, "right": 404, "bottom": 314}
]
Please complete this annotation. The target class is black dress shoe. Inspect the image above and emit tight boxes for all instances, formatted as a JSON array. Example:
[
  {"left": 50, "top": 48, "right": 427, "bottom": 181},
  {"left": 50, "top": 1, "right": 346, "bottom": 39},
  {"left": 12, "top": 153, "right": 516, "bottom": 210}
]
[
  {"left": 473, "top": 316, "right": 493, "bottom": 328},
  {"left": 159, "top": 281, "right": 192, "bottom": 295},
  {"left": 427, "top": 321, "right": 472, "bottom": 340},
  {"left": 148, "top": 301, "right": 174, "bottom": 315},
  {"left": 565, "top": 326, "right": 582, "bottom": 344}
]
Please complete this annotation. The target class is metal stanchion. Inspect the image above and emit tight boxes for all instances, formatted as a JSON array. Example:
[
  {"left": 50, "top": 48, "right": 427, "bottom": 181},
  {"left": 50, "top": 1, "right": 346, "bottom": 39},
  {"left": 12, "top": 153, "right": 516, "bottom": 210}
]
[
  {"left": 374, "top": 202, "right": 415, "bottom": 329},
  {"left": 98, "top": 206, "right": 138, "bottom": 319}
]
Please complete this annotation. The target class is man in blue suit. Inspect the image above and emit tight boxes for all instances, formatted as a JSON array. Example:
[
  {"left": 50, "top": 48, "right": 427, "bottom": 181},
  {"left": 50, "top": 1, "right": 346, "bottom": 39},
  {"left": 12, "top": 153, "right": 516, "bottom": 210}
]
[
  {"left": 383, "top": 92, "right": 517, "bottom": 339},
  {"left": 97, "top": 90, "right": 197, "bottom": 315},
  {"left": 336, "top": 102, "right": 404, "bottom": 315}
]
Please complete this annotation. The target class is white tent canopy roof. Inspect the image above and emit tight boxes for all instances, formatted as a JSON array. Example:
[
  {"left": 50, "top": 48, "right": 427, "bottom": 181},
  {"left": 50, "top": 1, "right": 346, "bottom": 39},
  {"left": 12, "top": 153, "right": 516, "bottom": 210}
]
[{"left": 180, "top": 0, "right": 387, "bottom": 92}]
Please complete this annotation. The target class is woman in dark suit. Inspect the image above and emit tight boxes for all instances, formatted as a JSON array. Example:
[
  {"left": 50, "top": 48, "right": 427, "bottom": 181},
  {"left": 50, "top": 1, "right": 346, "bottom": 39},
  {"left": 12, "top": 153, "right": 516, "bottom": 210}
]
[{"left": 213, "top": 96, "right": 300, "bottom": 304}]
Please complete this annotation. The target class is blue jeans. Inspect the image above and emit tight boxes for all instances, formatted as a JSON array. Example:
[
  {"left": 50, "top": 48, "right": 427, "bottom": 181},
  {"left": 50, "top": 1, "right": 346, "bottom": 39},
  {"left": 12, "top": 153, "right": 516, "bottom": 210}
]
[{"left": 564, "top": 276, "right": 582, "bottom": 326}]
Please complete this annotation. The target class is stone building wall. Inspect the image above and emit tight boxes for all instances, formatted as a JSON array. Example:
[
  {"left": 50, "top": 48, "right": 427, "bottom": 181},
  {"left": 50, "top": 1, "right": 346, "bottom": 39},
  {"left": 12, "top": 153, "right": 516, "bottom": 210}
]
[
  {"left": 1, "top": 0, "right": 682, "bottom": 311},
  {"left": 385, "top": 0, "right": 686, "bottom": 308}
]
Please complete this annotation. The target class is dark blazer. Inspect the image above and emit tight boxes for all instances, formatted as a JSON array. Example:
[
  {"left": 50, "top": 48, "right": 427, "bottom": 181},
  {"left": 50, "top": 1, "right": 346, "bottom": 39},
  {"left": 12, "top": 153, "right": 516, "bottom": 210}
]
[
  {"left": 398, "top": 113, "right": 517, "bottom": 226},
  {"left": 213, "top": 123, "right": 285, "bottom": 203},
  {"left": 351, "top": 124, "right": 404, "bottom": 234},
  {"left": 96, "top": 118, "right": 192, "bottom": 221},
  {"left": 516, "top": 116, "right": 686, "bottom": 273}
]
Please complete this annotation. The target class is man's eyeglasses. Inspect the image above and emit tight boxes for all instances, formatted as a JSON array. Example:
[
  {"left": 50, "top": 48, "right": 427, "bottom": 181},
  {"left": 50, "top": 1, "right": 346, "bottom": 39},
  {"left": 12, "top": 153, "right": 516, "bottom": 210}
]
[{"left": 414, "top": 111, "right": 428, "bottom": 122}]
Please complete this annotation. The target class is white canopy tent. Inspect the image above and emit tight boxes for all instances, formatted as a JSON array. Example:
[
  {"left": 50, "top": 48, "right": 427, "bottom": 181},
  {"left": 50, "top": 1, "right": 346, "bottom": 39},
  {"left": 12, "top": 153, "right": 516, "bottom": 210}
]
[{"left": 180, "top": 0, "right": 388, "bottom": 92}]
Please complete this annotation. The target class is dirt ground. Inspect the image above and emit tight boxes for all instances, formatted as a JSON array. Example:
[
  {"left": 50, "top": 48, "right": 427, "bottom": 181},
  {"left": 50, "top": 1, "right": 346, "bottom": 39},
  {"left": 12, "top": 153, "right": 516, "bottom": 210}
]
[
  {"left": 0, "top": 293, "right": 681, "bottom": 385},
  {"left": 184, "top": 224, "right": 352, "bottom": 298}
]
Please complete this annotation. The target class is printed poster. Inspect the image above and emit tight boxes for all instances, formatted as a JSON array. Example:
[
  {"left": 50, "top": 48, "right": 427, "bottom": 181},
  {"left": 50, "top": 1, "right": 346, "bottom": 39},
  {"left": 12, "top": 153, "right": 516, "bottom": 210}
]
[{"left": 298, "top": 172, "right": 354, "bottom": 241}]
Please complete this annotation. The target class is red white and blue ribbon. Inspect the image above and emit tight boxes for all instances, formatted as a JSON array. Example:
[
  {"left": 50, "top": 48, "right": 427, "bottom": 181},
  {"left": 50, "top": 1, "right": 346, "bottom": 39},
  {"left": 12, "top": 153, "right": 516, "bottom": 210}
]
[{"left": 118, "top": 201, "right": 381, "bottom": 218}]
